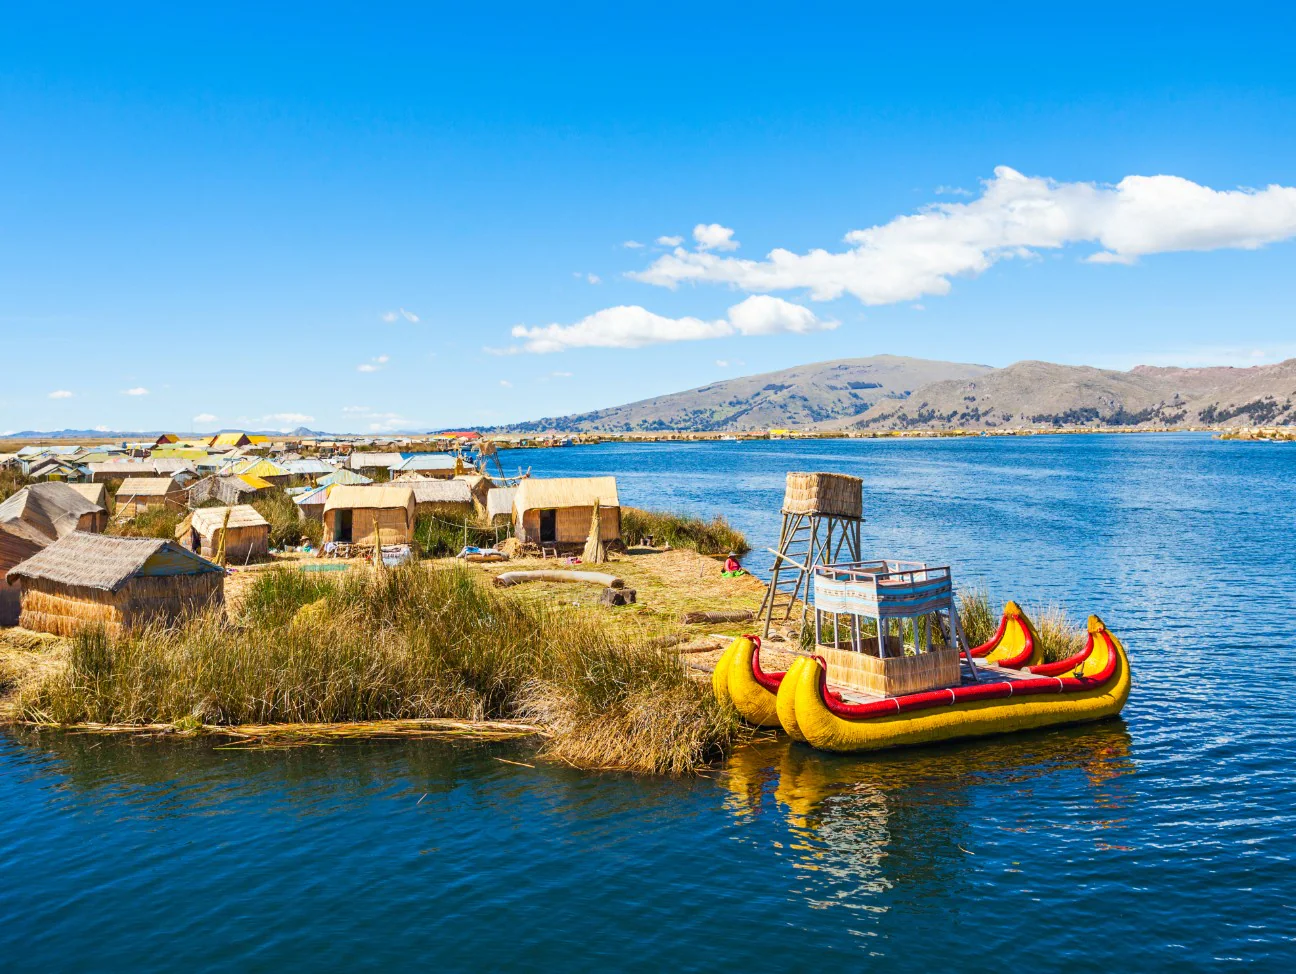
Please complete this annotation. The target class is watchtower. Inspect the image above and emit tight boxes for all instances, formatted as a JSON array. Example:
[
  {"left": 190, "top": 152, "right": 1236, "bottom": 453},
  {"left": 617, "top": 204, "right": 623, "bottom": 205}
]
[{"left": 759, "top": 471, "right": 864, "bottom": 636}]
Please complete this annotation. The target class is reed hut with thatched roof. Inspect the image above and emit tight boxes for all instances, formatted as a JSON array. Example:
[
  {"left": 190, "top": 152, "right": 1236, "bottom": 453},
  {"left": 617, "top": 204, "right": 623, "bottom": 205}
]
[
  {"left": 0, "top": 483, "right": 109, "bottom": 625},
  {"left": 403, "top": 478, "right": 474, "bottom": 521},
  {"left": 512, "top": 476, "right": 620, "bottom": 548},
  {"left": 175, "top": 504, "right": 269, "bottom": 563},
  {"left": 114, "top": 476, "right": 182, "bottom": 518},
  {"left": 486, "top": 486, "right": 516, "bottom": 528},
  {"left": 66, "top": 481, "right": 109, "bottom": 513},
  {"left": 6, "top": 533, "right": 224, "bottom": 636},
  {"left": 323, "top": 485, "right": 416, "bottom": 546}
]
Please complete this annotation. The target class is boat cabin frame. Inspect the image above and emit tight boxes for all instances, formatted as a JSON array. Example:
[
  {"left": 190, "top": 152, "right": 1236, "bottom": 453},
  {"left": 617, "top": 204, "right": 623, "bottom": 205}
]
[{"left": 812, "top": 559, "right": 979, "bottom": 695}]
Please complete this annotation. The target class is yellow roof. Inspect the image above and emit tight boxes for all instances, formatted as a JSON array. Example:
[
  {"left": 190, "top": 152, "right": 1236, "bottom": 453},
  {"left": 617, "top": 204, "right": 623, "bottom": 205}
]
[
  {"left": 211, "top": 432, "right": 251, "bottom": 448},
  {"left": 237, "top": 459, "right": 284, "bottom": 478},
  {"left": 237, "top": 474, "right": 273, "bottom": 490},
  {"left": 246, "top": 435, "right": 270, "bottom": 445}
]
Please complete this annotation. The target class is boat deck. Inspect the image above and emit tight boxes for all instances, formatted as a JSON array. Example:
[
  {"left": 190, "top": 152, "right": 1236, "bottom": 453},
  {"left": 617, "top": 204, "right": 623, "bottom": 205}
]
[{"left": 831, "top": 657, "right": 1034, "bottom": 705}]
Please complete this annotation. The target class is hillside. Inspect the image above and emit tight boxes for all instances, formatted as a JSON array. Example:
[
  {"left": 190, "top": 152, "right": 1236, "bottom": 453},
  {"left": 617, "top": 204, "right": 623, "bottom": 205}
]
[
  {"left": 501, "top": 356, "right": 993, "bottom": 433},
  {"left": 854, "top": 359, "right": 1296, "bottom": 430}
]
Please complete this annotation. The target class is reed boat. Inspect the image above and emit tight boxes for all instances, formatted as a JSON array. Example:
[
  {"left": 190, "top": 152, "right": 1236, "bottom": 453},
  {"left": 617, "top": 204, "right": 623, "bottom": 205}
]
[{"left": 712, "top": 603, "right": 1130, "bottom": 753}]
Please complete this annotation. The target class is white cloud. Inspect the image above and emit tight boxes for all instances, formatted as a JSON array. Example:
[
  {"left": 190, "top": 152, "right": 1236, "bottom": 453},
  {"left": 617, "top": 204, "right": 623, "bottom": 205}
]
[
  {"left": 693, "top": 223, "right": 739, "bottom": 251},
  {"left": 587, "top": 273, "right": 601, "bottom": 285},
  {"left": 657, "top": 235, "right": 684, "bottom": 246},
  {"left": 382, "top": 309, "right": 420, "bottom": 323},
  {"left": 375, "top": 354, "right": 390, "bottom": 364},
  {"left": 357, "top": 354, "right": 390, "bottom": 373},
  {"left": 506, "top": 295, "right": 836, "bottom": 354},
  {"left": 631, "top": 167, "right": 1296, "bottom": 305},
  {"left": 499, "top": 379, "right": 513, "bottom": 388},
  {"left": 48, "top": 390, "right": 73, "bottom": 399},
  {"left": 357, "top": 364, "right": 379, "bottom": 372},
  {"left": 264, "top": 412, "right": 314, "bottom": 426},
  {"left": 622, "top": 240, "right": 644, "bottom": 249},
  {"left": 123, "top": 387, "right": 149, "bottom": 396},
  {"left": 551, "top": 370, "right": 573, "bottom": 378},
  {"left": 192, "top": 413, "right": 217, "bottom": 424},
  {"left": 94, "top": 425, "right": 110, "bottom": 432},
  {"left": 715, "top": 360, "right": 729, "bottom": 367},
  {"left": 934, "top": 185, "right": 973, "bottom": 197},
  {"left": 342, "top": 405, "right": 371, "bottom": 413}
]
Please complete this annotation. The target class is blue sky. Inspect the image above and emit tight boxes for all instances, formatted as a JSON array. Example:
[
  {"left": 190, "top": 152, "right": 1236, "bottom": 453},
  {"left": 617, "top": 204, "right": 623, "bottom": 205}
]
[{"left": 3, "top": 2, "right": 1295, "bottom": 433}]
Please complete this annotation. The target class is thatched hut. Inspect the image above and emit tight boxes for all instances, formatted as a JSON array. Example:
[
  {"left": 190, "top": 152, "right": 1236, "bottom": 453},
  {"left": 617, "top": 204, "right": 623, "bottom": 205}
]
[
  {"left": 67, "top": 482, "right": 109, "bottom": 513},
  {"left": 323, "top": 485, "right": 416, "bottom": 546},
  {"left": 0, "top": 483, "right": 108, "bottom": 625},
  {"left": 176, "top": 505, "right": 270, "bottom": 562},
  {"left": 512, "top": 477, "right": 620, "bottom": 548},
  {"left": 186, "top": 474, "right": 267, "bottom": 508},
  {"left": 6, "top": 534, "right": 224, "bottom": 637},
  {"left": 114, "top": 476, "right": 182, "bottom": 517},
  {"left": 486, "top": 486, "right": 516, "bottom": 528},
  {"left": 405, "top": 479, "right": 474, "bottom": 521},
  {"left": 455, "top": 473, "right": 493, "bottom": 519}
]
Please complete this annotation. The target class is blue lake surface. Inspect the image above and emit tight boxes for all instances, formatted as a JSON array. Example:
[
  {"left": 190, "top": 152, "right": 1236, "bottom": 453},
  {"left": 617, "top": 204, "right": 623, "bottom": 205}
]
[{"left": 3, "top": 434, "right": 1294, "bottom": 971}]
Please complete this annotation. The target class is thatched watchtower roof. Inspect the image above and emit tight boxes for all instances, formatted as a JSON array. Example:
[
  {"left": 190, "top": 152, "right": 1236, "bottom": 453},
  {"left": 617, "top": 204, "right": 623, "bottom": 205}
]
[{"left": 6, "top": 534, "right": 223, "bottom": 592}]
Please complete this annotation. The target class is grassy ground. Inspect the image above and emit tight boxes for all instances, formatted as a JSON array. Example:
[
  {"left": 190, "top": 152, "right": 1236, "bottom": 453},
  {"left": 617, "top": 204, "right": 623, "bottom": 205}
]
[{"left": 9, "top": 550, "right": 754, "bottom": 774}]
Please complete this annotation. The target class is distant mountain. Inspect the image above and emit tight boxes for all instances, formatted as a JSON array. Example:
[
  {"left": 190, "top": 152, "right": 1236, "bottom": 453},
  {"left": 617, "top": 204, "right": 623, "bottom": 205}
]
[
  {"left": 854, "top": 359, "right": 1296, "bottom": 430},
  {"left": 499, "top": 356, "right": 994, "bottom": 433},
  {"left": 499, "top": 355, "right": 1296, "bottom": 433}
]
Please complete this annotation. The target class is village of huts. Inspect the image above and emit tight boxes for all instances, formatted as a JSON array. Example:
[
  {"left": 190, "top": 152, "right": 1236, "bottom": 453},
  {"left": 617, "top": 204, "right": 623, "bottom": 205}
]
[{"left": 1, "top": 431, "right": 627, "bottom": 637}]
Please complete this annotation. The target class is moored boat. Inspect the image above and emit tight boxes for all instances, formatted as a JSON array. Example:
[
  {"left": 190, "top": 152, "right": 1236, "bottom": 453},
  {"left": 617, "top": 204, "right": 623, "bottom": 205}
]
[{"left": 712, "top": 601, "right": 1130, "bottom": 753}]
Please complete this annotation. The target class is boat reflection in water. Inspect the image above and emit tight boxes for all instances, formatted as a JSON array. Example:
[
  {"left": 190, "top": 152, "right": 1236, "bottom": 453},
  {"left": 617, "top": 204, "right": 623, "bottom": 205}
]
[{"left": 721, "top": 722, "right": 1135, "bottom": 912}]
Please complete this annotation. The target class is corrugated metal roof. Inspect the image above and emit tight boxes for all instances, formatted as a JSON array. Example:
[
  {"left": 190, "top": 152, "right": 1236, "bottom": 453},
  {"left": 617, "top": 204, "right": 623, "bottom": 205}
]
[
  {"left": 391, "top": 454, "right": 456, "bottom": 472},
  {"left": 349, "top": 452, "right": 404, "bottom": 470},
  {"left": 319, "top": 468, "right": 373, "bottom": 487}
]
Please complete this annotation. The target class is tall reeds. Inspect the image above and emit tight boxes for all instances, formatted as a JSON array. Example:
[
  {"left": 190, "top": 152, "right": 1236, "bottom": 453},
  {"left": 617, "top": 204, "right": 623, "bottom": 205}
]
[
  {"left": 621, "top": 507, "right": 749, "bottom": 555},
  {"left": 19, "top": 563, "right": 739, "bottom": 774}
]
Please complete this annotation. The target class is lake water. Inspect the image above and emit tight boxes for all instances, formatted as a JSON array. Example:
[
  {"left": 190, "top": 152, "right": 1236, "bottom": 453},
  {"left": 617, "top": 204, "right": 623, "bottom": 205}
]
[{"left": 3, "top": 434, "right": 1294, "bottom": 971}]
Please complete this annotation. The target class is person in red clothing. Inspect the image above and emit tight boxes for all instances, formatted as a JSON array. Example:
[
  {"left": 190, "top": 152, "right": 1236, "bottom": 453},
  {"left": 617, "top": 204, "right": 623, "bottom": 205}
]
[{"left": 722, "top": 552, "right": 745, "bottom": 577}]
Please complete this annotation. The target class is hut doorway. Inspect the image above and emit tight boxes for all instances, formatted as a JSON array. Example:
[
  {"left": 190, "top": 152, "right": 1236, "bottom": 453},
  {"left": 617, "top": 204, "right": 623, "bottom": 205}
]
[
  {"left": 539, "top": 509, "right": 556, "bottom": 544},
  {"left": 335, "top": 509, "right": 353, "bottom": 543}
]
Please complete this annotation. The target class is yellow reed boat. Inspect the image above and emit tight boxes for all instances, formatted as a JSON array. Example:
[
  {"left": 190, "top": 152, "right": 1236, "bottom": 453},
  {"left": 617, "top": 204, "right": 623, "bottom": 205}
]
[{"left": 712, "top": 602, "right": 1130, "bottom": 754}]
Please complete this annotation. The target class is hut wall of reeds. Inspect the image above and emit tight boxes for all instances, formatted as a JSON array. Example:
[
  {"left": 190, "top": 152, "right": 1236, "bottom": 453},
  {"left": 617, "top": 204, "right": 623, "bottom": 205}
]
[
  {"left": 322, "top": 485, "right": 416, "bottom": 545},
  {"left": 177, "top": 505, "right": 270, "bottom": 562},
  {"left": 782, "top": 472, "right": 863, "bottom": 517},
  {"left": 403, "top": 479, "right": 475, "bottom": 521},
  {"left": 513, "top": 477, "right": 620, "bottom": 546},
  {"left": 6, "top": 534, "right": 224, "bottom": 636}
]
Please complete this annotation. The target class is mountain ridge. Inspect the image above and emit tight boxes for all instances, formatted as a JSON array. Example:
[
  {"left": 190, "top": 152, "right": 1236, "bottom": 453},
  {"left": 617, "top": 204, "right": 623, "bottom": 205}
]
[{"left": 496, "top": 356, "right": 1296, "bottom": 432}]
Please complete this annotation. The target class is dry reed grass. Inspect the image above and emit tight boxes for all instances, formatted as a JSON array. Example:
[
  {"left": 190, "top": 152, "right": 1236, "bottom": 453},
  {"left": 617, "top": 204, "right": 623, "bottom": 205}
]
[
  {"left": 620, "top": 507, "right": 749, "bottom": 556},
  {"left": 19, "top": 562, "right": 739, "bottom": 774}
]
